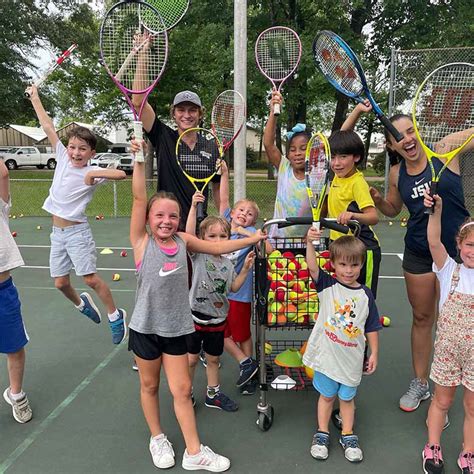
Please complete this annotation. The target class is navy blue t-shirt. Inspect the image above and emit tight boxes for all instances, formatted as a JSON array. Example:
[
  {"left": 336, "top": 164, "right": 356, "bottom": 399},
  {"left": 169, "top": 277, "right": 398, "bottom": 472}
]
[{"left": 398, "top": 157, "right": 468, "bottom": 258}]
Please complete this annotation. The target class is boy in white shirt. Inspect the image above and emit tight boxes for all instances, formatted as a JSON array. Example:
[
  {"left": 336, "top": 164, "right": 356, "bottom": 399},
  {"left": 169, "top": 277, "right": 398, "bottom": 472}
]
[
  {"left": 26, "top": 85, "right": 127, "bottom": 344},
  {"left": 0, "top": 158, "right": 32, "bottom": 423}
]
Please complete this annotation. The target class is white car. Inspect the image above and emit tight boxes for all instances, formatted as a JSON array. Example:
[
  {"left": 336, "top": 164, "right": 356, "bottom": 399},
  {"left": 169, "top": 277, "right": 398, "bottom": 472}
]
[{"left": 90, "top": 153, "right": 121, "bottom": 169}]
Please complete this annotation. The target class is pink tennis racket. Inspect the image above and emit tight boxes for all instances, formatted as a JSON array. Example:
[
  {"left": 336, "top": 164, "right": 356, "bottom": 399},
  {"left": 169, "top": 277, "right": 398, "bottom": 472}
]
[
  {"left": 211, "top": 90, "right": 246, "bottom": 152},
  {"left": 99, "top": 0, "right": 168, "bottom": 162},
  {"left": 255, "top": 26, "right": 302, "bottom": 116}
]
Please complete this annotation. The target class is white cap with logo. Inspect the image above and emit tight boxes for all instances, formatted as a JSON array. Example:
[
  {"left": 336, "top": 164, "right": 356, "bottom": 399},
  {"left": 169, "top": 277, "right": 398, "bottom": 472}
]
[{"left": 173, "top": 90, "right": 202, "bottom": 107}]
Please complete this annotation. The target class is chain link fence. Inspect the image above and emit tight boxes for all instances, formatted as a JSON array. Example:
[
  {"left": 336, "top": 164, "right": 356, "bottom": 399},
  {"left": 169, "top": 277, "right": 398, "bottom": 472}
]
[{"left": 388, "top": 46, "right": 474, "bottom": 214}]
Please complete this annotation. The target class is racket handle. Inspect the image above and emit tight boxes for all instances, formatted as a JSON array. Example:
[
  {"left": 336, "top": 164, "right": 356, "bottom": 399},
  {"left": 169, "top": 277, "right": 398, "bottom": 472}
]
[
  {"left": 424, "top": 181, "right": 438, "bottom": 215},
  {"left": 133, "top": 121, "right": 144, "bottom": 162},
  {"left": 196, "top": 202, "right": 205, "bottom": 223},
  {"left": 273, "top": 102, "right": 281, "bottom": 116},
  {"left": 311, "top": 221, "right": 321, "bottom": 248},
  {"left": 379, "top": 115, "right": 403, "bottom": 143}
]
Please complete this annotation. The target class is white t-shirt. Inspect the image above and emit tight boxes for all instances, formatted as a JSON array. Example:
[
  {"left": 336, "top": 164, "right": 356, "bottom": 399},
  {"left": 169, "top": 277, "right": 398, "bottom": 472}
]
[
  {"left": 433, "top": 255, "right": 474, "bottom": 310},
  {"left": 42, "top": 141, "right": 104, "bottom": 222},
  {"left": 269, "top": 158, "right": 312, "bottom": 239},
  {"left": 0, "top": 197, "right": 24, "bottom": 272}
]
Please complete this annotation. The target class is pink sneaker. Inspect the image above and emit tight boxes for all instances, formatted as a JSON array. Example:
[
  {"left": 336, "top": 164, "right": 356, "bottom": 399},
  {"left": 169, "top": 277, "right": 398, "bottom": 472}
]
[
  {"left": 458, "top": 451, "right": 474, "bottom": 474},
  {"left": 422, "top": 443, "right": 444, "bottom": 474}
]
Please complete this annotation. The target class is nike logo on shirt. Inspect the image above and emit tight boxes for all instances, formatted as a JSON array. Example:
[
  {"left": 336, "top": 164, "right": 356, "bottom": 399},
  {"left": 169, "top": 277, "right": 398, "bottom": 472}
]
[
  {"left": 159, "top": 265, "right": 183, "bottom": 277},
  {"left": 414, "top": 178, "right": 425, "bottom": 185}
]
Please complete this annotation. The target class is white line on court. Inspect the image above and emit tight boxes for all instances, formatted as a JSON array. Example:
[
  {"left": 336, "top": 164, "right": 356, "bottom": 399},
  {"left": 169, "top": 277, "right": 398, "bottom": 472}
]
[
  {"left": 18, "top": 245, "right": 132, "bottom": 250},
  {"left": 18, "top": 265, "right": 136, "bottom": 272},
  {"left": 16, "top": 286, "right": 136, "bottom": 292},
  {"left": 0, "top": 345, "right": 123, "bottom": 474}
]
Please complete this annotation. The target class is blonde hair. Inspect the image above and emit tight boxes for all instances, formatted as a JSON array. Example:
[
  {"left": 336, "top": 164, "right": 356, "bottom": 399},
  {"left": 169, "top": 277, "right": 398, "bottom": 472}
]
[
  {"left": 232, "top": 199, "right": 260, "bottom": 220},
  {"left": 457, "top": 218, "right": 474, "bottom": 243},
  {"left": 329, "top": 235, "right": 366, "bottom": 265},
  {"left": 146, "top": 191, "right": 181, "bottom": 219},
  {"left": 199, "top": 216, "right": 231, "bottom": 239}
]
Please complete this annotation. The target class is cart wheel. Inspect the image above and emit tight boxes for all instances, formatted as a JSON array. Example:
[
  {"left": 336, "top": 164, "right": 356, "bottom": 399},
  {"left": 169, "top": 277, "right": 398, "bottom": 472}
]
[{"left": 256, "top": 406, "right": 274, "bottom": 431}]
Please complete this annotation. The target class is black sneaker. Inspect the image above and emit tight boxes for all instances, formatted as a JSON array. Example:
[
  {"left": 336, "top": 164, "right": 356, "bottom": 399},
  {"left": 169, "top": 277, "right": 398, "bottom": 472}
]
[
  {"left": 205, "top": 392, "right": 238, "bottom": 412},
  {"left": 239, "top": 377, "right": 257, "bottom": 395},
  {"left": 236, "top": 358, "right": 258, "bottom": 387}
]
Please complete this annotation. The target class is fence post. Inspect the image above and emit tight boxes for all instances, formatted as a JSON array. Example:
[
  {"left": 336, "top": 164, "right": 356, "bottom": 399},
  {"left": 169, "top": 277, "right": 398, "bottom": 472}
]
[
  {"left": 385, "top": 47, "right": 397, "bottom": 199},
  {"left": 113, "top": 181, "right": 117, "bottom": 218}
]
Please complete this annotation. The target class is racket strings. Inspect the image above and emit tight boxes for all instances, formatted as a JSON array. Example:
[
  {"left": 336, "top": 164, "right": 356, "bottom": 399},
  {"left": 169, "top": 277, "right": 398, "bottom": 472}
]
[
  {"left": 415, "top": 64, "right": 474, "bottom": 146},
  {"left": 314, "top": 34, "right": 364, "bottom": 96},
  {"left": 212, "top": 91, "right": 245, "bottom": 145},
  {"left": 177, "top": 135, "right": 221, "bottom": 180},
  {"left": 101, "top": 2, "right": 167, "bottom": 91},
  {"left": 256, "top": 28, "right": 301, "bottom": 80},
  {"left": 141, "top": 0, "right": 189, "bottom": 32}
]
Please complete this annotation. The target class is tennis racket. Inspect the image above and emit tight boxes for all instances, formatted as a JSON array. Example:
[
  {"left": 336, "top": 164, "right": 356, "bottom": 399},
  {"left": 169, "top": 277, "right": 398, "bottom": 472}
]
[
  {"left": 305, "top": 132, "right": 331, "bottom": 248},
  {"left": 140, "top": 0, "right": 189, "bottom": 31},
  {"left": 255, "top": 26, "right": 302, "bottom": 116},
  {"left": 99, "top": 0, "right": 168, "bottom": 162},
  {"left": 313, "top": 30, "right": 402, "bottom": 142},
  {"left": 412, "top": 62, "right": 474, "bottom": 214},
  {"left": 24, "top": 44, "right": 77, "bottom": 98},
  {"left": 176, "top": 128, "right": 224, "bottom": 222},
  {"left": 211, "top": 90, "right": 246, "bottom": 152}
]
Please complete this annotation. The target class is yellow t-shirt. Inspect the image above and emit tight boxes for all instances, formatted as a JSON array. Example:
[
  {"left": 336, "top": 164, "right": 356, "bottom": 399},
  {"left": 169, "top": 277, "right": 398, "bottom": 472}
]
[{"left": 328, "top": 170, "right": 379, "bottom": 248}]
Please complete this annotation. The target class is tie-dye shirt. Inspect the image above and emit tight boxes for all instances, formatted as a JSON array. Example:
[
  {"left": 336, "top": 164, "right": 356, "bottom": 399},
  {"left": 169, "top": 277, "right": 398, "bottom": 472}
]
[{"left": 269, "top": 157, "right": 312, "bottom": 239}]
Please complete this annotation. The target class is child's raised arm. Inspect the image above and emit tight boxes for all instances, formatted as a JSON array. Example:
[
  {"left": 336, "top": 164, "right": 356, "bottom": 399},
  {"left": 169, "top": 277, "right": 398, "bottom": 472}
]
[
  {"left": 0, "top": 159, "right": 10, "bottom": 203},
  {"left": 341, "top": 101, "right": 372, "bottom": 132},
  {"left": 306, "top": 227, "right": 322, "bottom": 281},
  {"left": 130, "top": 146, "right": 149, "bottom": 251},
  {"left": 218, "top": 161, "right": 230, "bottom": 215},
  {"left": 186, "top": 191, "right": 205, "bottom": 235},
  {"left": 263, "top": 89, "right": 283, "bottom": 168},
  {"left": 424, "top": 192, "right": 448, "bottom": 270},
  {"left": 231, "top": 250, "right": 255, "bottom": 292},
  {"left": 25, "top": 85, "right": 59, "bottom": 148}
]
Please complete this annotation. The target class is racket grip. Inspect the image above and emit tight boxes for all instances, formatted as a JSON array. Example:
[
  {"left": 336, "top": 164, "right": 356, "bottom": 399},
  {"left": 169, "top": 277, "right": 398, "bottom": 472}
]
[
  {"left": 273, "top": 102, "right": 281, "bottom": 116},
  {"left": 424, "top": 181, "right": 438, "bottom": 215},
  {"left": 311, "top": 221, "right": 321, "bottom": 248},
  {"left": 133, "top": 121, "right": 145, "bottom": 162},
  {"left": 379, "top": 115, "right": 403, "bottom": 143},
  {"left": 196, "top": 202, "right": 205, "bottom": 223}
]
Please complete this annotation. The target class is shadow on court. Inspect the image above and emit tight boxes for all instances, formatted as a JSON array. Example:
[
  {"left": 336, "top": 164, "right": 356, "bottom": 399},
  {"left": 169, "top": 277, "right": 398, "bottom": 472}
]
[{"left": 1, "top": 219, "right": 465, "bottom": 473}]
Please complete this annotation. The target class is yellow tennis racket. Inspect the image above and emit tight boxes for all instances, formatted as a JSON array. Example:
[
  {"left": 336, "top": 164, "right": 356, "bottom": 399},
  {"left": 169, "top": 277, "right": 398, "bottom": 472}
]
[
  {"left": 176, "top": 127, "right": 224, "bottom": 222},
  {"left": 412, "top": 62, "right": 474, "bottom": 214}
]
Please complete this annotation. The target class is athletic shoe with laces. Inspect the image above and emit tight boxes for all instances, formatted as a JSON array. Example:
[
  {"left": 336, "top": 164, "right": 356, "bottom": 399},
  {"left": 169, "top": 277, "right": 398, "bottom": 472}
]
[
  {"left": 458, "top": 451, "right": 474, "bottom": 474},
  {"left": 3, "top": 388, "right": 33, "bottom": 424},
  {"left": 422, "top": 443, "right": 444, "bottom": 473},
  {"left": 310, "top": 431, "right": 330, "bottom": 460},
  {"left": 182, "top": 445, "right": 230, "bottom": 472},
  {"left": 236, "top": 358, "right": 258, "bottom": 387},
  {"left": 79, "top": 292, "right": 101, "bottom": 324},
  {"left": 400, "top": 378, "right": 430, "bottom": 412},
  {"left": 239, "top": 377, "right": 257, "bottom": 395},
  {"left": 149, "top": 434, "right": 175, "bottom": 469},
  {"left": 108, "top": 309, "right": 127, "bottom": 344},
  {"left": 339, "top": 434, "right": 363, "bottom": 462},
  {"left": 205, "top": 392, "right": 238, "bottom": 412}
]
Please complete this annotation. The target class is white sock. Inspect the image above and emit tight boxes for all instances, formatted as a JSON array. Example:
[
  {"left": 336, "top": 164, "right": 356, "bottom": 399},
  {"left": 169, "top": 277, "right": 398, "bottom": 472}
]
[
  {"left": 75, "top": 300, "right": 85, "bottom": 311},
  {"left": 10, "top": 390, "right": 25, "bottom": 401},
  {"left": 108, "top": 309, "right": 120, "bottom": 322}
]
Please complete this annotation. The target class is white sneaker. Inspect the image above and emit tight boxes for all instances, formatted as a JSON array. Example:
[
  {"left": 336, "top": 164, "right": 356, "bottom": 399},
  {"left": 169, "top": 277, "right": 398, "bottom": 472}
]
[
  {"left": 3, "top": 387, "right": 33, "bottom": 423},
  {"left": 182, "top": 445, "right": 230, "bottom": 472},
  {"left": 149, "top": 434, "right": 175, "bottom": 469}
]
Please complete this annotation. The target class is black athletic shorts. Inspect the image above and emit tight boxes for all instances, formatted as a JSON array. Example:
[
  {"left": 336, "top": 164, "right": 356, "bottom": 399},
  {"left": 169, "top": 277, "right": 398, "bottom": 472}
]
[{"left": 128, "top": 328, "right": 189, "bottom": 360}]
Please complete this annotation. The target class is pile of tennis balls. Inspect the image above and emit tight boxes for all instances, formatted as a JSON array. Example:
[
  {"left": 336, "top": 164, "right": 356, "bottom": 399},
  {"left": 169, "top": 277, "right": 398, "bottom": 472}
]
[{"left": 266, "top": 249, "right": 333, "bottom": 326}]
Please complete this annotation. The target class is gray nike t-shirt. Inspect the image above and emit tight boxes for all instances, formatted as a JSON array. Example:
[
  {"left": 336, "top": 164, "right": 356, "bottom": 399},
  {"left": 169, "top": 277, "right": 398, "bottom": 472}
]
[{"left": 129, "top": 234, "right": 195, "bottom": 337}]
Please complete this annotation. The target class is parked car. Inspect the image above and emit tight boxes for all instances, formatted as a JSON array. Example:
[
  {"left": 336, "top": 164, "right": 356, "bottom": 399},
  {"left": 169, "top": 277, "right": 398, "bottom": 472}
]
[
  {"left": 0, "top": 146, "right": 56, "bottom": 170},
  {"left": 117, "top": 153, "right": 134, "bottom": 175}
]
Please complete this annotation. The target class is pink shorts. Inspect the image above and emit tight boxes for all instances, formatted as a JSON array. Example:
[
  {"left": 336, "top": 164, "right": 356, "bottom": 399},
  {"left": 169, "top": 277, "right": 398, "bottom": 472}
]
[{"left": 224, "top": 300, "right": 251, "bottom": 343}]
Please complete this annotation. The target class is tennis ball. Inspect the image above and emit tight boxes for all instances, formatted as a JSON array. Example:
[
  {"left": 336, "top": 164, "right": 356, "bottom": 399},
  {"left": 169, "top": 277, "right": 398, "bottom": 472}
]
[
  {"left": 380, "top": 316, "right": 391, "bottom": 327},
  {"left": 36, "top": 225, "right": 42, "bottom": 230},
  {"left": 286, "top": 303, "right": 298, "bottom": 321},
  {"left": 19, "top": 213, "right": 24, "bottom": 218},
  {"left": 293, "top": 280, "right": 306, "bottom": 293},
  {"left": 297, "top": 269, "right": 310, "bottom": 280},
  {"left": 388, "top": 221, "right": 393, "bottom": 226},
  {"left": 304, "top": 365, "right": 314, "bottom": 380},
  {"left": 12, "top": 215, "right": 17, "bottom": 219},
  {"left": 275, "top": 287, "right": 287, "bottom": 302},
  {"left": 268, "top": 250, "right": 282, "bottom": 259},
  {"left": 288, "top": 290, "right": 300, "bottom": 303},
  {"left": 120, "top": 250, "right": 127, "bottom": 257},
  {"left": 11, "top": 231, "right": 17, "bottom": 237},
  {"left": 282, "top": 272, "right": 294, "bottom": 285},
  {"left": 276, "top": 313, "right": 287, "bottom": 324},
  {"left": 264, "top": 342, "right": 273, "bottom": 355},
  {"left": 269, "top": 301, "right": 284, "bottom": 314},
  {"left": 112, "top": 273, "right": 121, "bottom": 281},
  {"left": 267, "top": 289, "right": 275, "bottom": 303},
  {"left": 267, "top": 312, "right": 276, "bottom": 325},
  {"left": 287, "top": 260, "right": 300, "bottom": 272}
]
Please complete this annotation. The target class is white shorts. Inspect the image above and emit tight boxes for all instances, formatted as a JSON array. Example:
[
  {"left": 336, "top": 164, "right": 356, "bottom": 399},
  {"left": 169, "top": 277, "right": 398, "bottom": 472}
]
[{"left": 50, "top": 223, "right": 97, "bottom": 277}]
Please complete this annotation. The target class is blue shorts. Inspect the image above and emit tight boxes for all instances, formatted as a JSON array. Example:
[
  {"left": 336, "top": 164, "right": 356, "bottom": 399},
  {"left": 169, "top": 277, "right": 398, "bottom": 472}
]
[
  {"left": 50, "top": 223, "right": 97, "bottom": 277},
  {"left": 313, "top": 371, "right": 358, "bottom": 401},
  {"left": 0, "top": 277, "right": 29, "bottom": 354}
]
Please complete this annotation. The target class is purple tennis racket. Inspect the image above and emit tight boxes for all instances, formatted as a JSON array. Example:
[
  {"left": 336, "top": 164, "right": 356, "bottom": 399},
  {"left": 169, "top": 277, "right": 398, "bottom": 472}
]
[
  {"left": 255, "top": 26, "right": 302, "bottom": 116},
  {"left": 99, "top": 0, "right": 168, "bottom": 162}
]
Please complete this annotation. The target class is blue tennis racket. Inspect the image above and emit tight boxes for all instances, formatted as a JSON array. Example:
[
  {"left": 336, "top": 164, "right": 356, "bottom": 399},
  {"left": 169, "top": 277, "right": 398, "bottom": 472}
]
[{"left": 313, "top": 30, "right": 402, "bottom": 142}]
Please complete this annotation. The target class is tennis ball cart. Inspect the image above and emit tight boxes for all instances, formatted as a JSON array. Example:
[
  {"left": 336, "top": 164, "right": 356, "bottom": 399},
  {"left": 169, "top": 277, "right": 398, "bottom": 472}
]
[{"left": 254, "top": 217, "right": 360, "bottom": 431}]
